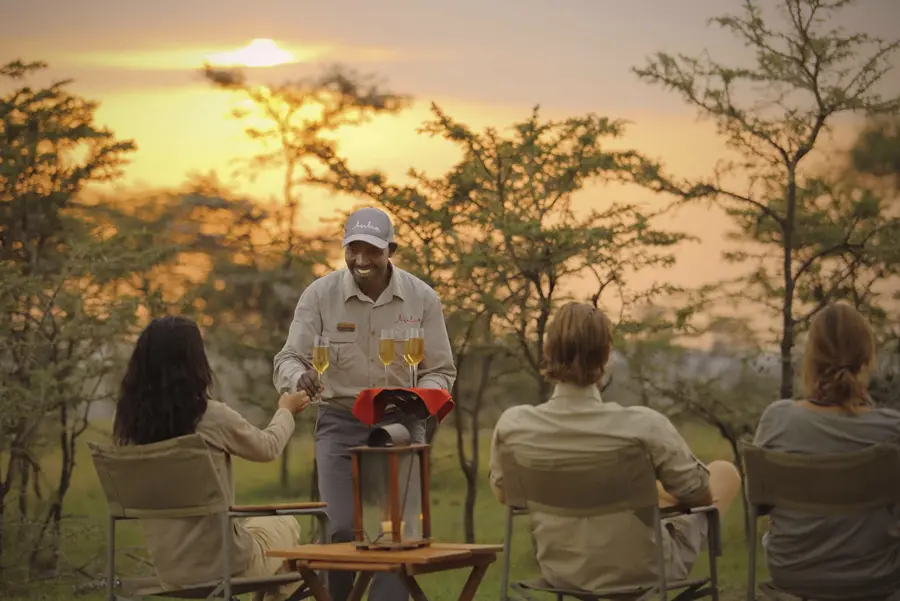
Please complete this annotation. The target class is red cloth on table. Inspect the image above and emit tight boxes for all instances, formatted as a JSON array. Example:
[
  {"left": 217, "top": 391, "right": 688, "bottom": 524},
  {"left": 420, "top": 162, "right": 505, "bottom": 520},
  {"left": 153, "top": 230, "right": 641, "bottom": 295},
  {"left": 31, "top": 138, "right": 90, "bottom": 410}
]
[{"left": 352, "top": 388, "right": 454, "bottom": 426}]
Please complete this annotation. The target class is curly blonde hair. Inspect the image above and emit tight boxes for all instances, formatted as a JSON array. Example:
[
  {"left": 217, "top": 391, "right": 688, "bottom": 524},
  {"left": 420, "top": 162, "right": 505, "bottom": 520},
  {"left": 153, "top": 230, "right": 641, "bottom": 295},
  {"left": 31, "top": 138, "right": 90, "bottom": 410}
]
[{"left": 802, "top": 303, "right": 876, "bottom": 412}]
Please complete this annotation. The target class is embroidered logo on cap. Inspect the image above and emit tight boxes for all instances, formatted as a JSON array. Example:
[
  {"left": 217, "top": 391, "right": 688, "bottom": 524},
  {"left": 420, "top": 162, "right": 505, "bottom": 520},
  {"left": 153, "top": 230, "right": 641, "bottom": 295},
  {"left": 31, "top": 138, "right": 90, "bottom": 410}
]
[{"left": 352, "top": 220, "right": 381, "bottom": 233}]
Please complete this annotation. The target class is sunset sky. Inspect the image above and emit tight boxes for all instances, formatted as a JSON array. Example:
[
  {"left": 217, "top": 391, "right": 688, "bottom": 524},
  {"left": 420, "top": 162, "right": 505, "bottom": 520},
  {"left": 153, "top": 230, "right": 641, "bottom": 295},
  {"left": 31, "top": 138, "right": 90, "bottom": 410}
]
[{"left": 3, "top": 0, "right": 898, "bottom": 303}]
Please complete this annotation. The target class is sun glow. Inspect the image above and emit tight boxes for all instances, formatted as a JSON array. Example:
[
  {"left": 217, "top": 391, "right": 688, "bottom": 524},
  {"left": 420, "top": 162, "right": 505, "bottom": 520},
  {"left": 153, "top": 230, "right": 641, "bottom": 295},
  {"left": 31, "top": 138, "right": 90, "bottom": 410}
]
[{"left": 207, "top": 38, "right": 296, "bottom": 68}]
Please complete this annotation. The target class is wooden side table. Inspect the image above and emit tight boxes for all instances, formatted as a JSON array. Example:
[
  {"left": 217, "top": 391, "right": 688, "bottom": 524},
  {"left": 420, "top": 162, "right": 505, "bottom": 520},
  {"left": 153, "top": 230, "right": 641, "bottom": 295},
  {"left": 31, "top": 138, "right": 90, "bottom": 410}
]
[{"left": 268, "top": 542, "right": 503, "bottom": 601}]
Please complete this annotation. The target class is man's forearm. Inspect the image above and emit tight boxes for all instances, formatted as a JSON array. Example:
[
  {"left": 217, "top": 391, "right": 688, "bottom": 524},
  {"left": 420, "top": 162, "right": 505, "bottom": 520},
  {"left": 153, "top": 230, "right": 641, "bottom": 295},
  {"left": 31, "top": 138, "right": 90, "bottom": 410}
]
[
  {"left": 273, "top": 350, "right": 310, "bottom": 392},
  {"left": 417, "top": 369, "right": 453, "bottom": 390}
]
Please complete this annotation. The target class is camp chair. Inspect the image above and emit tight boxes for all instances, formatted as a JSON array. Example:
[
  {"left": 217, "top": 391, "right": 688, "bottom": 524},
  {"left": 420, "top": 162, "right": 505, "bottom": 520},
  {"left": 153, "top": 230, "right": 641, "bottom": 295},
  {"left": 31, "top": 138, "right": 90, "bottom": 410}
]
[
  {"left": 499, "top": 504, "right": 529, "bottom": 601},
  {"left": 503, "top": 445, "right": 722, "bottom": 601},
  {"left": 89, "top": 434, "right": 330, "bottom": 601},
  {"left": 741, "top": 442, "right": 900, "bottom": 601}
]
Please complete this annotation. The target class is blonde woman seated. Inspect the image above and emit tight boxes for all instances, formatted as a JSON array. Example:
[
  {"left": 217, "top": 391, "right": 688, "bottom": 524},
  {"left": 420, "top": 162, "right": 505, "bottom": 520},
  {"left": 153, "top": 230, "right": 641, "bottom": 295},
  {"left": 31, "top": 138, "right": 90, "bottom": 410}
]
[
  {"left": 753, "top": 303, "right": 900, "bottom": 600},
  {"left": 488, "top": 302, "right": 741, "bottom": 592},
  {"left": 113, "top": 316, "right": 311, "bottom": 601}
]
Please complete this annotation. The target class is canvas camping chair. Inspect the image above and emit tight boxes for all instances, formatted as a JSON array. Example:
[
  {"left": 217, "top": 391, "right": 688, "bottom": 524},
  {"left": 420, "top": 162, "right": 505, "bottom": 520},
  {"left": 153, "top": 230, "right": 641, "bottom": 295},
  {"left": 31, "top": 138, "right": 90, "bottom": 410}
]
[
  {"left": 89, "top": 434, "right": 330, "bottom": 601},
  {"left": 499, "top": 504, "right": 529, "bottom": 601},
  {"left": 503, "top": 445, "right": 722, "bottom": 601},
  {"left": 741, "top": 442, "right": 900, "bottom": 601}
]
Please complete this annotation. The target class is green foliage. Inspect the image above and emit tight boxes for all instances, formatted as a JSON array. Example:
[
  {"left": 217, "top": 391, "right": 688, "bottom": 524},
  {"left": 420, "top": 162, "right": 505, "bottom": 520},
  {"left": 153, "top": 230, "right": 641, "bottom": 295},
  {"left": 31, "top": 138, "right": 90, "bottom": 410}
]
[
  {"left": 634, "top": 0, "right": 900, "bottom": 399},
  {"left": 0, "top": 60, "right": 176, "bottom": 584},
  {"left": 851, "top": 117, "right": 900, "bottom": 184},
  {"left": 321, "top": 103, "right": 691, "bottom": 399},
  {"left": 0, "top": 60, "right": 135, "bottom": 270}
]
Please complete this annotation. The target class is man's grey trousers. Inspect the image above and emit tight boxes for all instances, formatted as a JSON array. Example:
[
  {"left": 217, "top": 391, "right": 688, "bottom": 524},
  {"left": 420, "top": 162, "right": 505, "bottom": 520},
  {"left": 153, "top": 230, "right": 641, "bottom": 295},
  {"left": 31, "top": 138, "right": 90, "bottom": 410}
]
[{"left": 315, "top": 405, "right": 426, "bottom": 601}]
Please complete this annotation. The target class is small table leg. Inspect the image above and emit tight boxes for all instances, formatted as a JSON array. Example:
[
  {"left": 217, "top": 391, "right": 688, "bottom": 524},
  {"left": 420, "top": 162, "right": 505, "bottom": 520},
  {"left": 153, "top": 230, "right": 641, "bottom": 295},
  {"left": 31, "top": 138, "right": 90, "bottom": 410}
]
[
  {"left": 457, "top": 564, "right": 488, "bottom": 601},
  {"left": 347, "top": 572, "right": 373, "bottom": 601},
  {"left": 399, "top": 572, "right": 431, "bottom": 601},
  {"left": 294, "top": 563, "right": 332, "bottom": 601},
  {"left": 399, "top": 563, "right": 490, "bottom": 601}
]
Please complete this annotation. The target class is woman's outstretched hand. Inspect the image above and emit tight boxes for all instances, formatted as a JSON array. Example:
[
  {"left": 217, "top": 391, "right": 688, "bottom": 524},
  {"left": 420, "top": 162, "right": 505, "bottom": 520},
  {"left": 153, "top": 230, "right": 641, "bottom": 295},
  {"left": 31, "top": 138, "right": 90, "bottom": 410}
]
[{"left": 278, "top": 390, "right": 311, "bottom": 415}]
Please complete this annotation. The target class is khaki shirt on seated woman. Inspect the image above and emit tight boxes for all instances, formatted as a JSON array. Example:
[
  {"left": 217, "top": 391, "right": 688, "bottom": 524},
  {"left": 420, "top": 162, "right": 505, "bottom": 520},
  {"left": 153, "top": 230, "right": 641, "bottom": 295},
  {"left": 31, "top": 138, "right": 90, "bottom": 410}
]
[{"left": 113, "top": 316, "right": 311, "bottom": 601}]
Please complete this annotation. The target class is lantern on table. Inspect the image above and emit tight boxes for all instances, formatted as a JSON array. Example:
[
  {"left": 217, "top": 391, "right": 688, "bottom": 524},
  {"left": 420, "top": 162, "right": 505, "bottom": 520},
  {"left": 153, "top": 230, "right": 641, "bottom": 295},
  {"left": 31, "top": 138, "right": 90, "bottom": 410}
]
[{"left": 350, "top": 423, "right": 432, "bottom": 550}]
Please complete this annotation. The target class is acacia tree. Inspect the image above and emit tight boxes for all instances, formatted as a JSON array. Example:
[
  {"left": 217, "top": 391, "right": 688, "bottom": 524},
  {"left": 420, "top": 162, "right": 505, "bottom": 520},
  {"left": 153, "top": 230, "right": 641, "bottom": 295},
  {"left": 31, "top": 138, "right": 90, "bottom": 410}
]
[
  {"left": 200, "top": 66, "right": 408, "bottom": 493},
  {"left": 0, "top": 60, "right": 174, "bottom": 583},
  {"left": 316, "top": 103, "right": 690, "bottom": 540},
  {"left": 634, "top": 0, "right": 900, "bottom": 399}
]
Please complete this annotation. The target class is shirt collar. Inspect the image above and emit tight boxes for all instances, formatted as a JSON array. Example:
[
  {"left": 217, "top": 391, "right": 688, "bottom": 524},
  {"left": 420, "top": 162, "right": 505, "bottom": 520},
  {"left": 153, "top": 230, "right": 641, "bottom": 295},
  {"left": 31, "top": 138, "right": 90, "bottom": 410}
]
[
  {"left": 548, "top": 382, "right": 604, "bottom": 404},
  {"left": 341, "top": 264, "right": 406, "bottom": 304}
]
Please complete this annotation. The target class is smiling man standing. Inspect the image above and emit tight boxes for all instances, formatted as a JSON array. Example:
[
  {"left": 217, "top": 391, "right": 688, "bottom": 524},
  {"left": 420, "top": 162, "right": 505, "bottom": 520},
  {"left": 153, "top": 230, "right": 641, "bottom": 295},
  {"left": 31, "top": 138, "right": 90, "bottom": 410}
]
[{"left": 273, "top": 206, "right": 456, "bottom": 601}]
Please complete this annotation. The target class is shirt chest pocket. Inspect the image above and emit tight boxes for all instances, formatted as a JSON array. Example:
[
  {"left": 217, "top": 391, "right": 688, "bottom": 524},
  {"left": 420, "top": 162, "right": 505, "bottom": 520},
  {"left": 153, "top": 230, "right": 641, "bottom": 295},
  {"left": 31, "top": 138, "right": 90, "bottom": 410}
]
[{"left": 322, "top": 328, "right": 364, "bottom": 384}]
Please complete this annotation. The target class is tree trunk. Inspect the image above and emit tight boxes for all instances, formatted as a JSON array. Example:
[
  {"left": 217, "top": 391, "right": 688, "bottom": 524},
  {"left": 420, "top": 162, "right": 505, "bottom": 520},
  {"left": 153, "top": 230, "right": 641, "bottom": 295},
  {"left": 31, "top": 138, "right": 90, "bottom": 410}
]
[
  {"left": 462, "top": 354, "right": 495, "bottom": 543},
  {"left": 463, "top": 407, "right": 481, "bottom": 544},
  {"left": 780, "top": 168, "right": 798, "bottom": 400},
  {"left": 725, "top": 435, "right": 751, "bottom": 544},
  {"left": 453, "top": 388, "right": 476, "bottom": 543}
]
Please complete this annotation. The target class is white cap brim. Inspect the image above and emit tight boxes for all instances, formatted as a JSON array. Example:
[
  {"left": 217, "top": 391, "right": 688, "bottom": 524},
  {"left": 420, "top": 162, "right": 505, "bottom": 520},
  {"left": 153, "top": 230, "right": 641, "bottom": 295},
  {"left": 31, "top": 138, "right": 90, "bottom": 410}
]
[{"left": 342, "top": 233, "right": 390, "bottom": 249}]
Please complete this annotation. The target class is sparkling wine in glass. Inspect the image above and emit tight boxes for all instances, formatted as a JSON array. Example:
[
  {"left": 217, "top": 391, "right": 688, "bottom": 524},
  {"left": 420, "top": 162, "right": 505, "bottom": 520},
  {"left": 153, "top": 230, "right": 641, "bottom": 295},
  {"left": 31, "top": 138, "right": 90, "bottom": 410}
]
[
  {"left": 403, "top": 327, "right": 424, "bottom": 387},
  {"left": 312, "top": 335, "right": 329, "bottom": 401},
  {"left": 379, "top": 329, "right": 395, "bottom": 387}
]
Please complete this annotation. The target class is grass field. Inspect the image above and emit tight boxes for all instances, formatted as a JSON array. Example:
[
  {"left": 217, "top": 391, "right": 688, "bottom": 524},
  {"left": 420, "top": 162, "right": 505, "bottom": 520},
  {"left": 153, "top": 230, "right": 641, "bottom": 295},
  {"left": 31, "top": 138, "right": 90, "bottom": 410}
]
[{"left": 3, "top": 419, "right": 767, "bottom": 600}]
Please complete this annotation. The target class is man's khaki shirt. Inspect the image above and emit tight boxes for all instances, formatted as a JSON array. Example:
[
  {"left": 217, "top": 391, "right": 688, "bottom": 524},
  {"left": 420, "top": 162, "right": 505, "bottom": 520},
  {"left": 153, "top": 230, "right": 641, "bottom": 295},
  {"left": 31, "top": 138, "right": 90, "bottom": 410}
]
[
  {"left": 489, "top": 383, "right": 710, "bottom": 591},
  {"left": 140, "top": 401, "right": 295, "bottom": 586},
  {"left": 273, "top": 266, "right": 456, "bottom": 411}
]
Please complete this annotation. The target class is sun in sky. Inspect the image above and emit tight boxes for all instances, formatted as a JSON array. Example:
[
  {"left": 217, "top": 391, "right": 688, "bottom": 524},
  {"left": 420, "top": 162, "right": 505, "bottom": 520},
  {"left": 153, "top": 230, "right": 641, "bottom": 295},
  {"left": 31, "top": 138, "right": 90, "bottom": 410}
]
[{"left": 206, "top": 38, "right": 296, "bottom": 68}]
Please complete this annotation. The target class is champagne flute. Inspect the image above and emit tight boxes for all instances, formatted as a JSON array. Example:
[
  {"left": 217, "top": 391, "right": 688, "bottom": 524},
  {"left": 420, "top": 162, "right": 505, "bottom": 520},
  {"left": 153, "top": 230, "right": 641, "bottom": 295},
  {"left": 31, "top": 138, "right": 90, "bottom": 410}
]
[
  {"left": 404, "top": 327, "right": 425, "bottom": 387},
  {"left": 312, "top": 335, "right": 330, "bottom": 402},
  {"left": 378, "top": 329, "right": 395, "bottom": 387}
]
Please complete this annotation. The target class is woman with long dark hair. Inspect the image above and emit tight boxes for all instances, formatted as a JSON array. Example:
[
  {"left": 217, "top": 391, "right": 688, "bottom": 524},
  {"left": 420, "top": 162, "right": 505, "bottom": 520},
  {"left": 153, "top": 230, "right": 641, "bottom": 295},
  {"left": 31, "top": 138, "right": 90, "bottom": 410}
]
[
  {"left": 114, "top": 316, "right": 310, "bottom": 599},
  {"left": 754, "top": 303, "right": 900, "bottom": 599}
]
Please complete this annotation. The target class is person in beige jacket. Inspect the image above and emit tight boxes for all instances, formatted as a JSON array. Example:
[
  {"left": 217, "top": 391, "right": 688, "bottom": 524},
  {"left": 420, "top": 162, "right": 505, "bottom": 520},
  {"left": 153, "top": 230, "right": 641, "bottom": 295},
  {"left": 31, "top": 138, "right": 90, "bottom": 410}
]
[
  {"left": 489, "top": 303, "right": 741, "bottom": 592},
  {"left": 113, "top": 316, "right": 310, "bottom": 601}
]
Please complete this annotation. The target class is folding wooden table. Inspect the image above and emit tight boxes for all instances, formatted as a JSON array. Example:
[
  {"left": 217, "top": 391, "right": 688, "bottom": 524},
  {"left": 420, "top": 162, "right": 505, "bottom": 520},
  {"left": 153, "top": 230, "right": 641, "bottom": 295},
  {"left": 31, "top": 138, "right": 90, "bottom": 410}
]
[{"left": 268, "top": 542, "right": 503, "bottom": 601}]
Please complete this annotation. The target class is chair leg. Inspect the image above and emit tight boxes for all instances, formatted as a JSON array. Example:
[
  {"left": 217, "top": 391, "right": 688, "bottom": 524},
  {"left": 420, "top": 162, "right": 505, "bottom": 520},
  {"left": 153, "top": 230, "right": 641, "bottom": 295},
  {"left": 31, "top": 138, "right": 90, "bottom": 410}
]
[
  {"left": 707, "top": 512, "right": 719, "bottom": 601},
  {"left": 108, "top": 515, "right": 117, "bottom": 601},
  {"left": 222, "top": 514, "right": 232, "bottom": 600},
  {"left": 747, "top": 509, "right": 757, "bottom": 601},
  {"left": 653, "top": 510, "right": 668, "bottom": 601},
  {"left": 316, "top": 513, "right": 330, "bottom": 592},
  {"left": 500, "top": 506, "right": 514, "bottom": 601}
]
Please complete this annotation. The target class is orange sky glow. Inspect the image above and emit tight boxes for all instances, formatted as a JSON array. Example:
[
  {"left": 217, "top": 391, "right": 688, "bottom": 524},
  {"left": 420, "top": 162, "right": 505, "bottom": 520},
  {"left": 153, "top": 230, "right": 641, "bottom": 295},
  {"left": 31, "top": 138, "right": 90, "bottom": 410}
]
[{"left": 2, "top": 0, "right": 896, "bottom": 342}]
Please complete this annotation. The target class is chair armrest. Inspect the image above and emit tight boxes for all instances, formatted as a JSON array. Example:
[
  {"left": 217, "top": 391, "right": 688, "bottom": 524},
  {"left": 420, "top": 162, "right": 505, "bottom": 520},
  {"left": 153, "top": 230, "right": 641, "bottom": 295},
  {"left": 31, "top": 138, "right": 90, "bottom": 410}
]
[
  {"left": 660, "top": 501, "right": 718, "bottom": 517},
  {"left": 685, "top": 504, "right": 718, "bottom": 515},
  {"left": 230, "top": 502, "right": 328, "bottom": 517},
  {"left": 659, "top": 504, "right": 722, "bottom": 556}
]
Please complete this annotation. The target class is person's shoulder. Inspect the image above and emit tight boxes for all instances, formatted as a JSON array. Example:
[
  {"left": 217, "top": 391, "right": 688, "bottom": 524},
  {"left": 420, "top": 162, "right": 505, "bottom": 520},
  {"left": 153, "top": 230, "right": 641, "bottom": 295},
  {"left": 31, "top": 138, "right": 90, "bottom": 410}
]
[
  {"left": 200, "top": 399, "right": 232, "bottom": 421},
  {"left": 619, "top": 404, "right": 672, "bottom": 427},
  {"left": 759, "top": 398, "right": 796, "bottom": 420},
  {"left": 394, "top": 267, "right": 439, "bottom": 300},
  {"left": 301, "top": 269, "right": 347, "bottom": 299},
  {"left": 309, "top": 269, "right": 345, "bottom": 290},
  {"left": 495, "top": 404, "right": 536, "bottom": 431},
  {"left": 195, "top": 400, "right": 231, "bottom": 433}
]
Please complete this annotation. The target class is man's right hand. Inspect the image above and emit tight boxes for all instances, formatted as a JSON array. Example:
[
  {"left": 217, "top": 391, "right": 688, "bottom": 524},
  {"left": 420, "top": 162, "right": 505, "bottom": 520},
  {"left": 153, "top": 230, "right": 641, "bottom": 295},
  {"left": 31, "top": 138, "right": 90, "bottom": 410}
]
[{"left": 297, "top": 369, "right": 325, "bottom": 399}]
